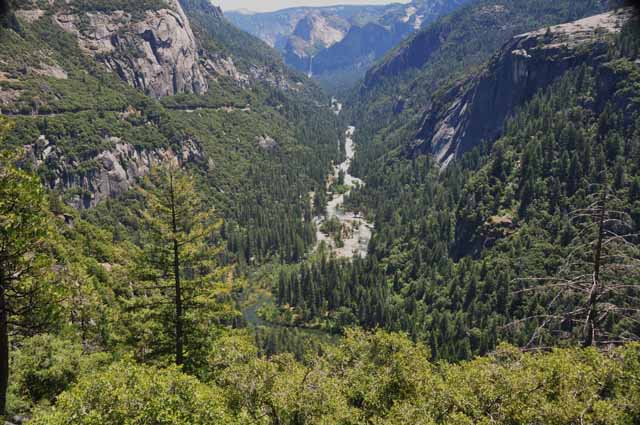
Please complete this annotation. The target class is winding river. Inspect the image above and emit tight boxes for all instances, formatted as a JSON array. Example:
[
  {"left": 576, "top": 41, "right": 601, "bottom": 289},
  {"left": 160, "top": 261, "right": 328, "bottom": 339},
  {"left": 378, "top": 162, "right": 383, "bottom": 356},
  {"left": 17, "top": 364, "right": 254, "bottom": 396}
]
[{"left": 313, "top": 126, "right": 373, "bottom": 258}]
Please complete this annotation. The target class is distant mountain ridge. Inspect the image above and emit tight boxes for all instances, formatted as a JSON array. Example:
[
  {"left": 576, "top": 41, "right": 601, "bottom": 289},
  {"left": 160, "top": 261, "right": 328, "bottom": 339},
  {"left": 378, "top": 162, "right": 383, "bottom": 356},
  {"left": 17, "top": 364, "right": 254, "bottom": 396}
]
[{"left": 227, "top": 0, "right": 472, "bottom": 91}]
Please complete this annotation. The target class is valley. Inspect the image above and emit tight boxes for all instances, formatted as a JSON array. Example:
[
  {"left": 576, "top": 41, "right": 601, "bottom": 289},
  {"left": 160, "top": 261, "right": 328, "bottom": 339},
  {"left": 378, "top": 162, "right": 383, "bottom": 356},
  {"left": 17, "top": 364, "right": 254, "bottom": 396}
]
[
  {"left": 1, "top": 0, "right": 640, "bottom": 423},
  {"left": 228, "top": 0, "right": 471, "bottom": 91},
  {"left": 313, "top": 125, "right": 373, "bottom": 259}
]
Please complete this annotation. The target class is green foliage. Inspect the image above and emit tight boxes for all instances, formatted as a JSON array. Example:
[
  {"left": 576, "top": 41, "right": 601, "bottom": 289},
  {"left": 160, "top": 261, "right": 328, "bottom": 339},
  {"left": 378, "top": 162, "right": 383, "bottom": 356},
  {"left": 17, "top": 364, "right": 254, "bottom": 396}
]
[
  {"left": 29, "top": 361, "right": 234, "bottom": 425},
  {"left": 179, "top": 0, "right": 295, "bottom": 74},
  {"left": 0, "top": 147, "right": 58, "bottom": 415},
  {"left": 122, "top": 164, "right": 236, "bottom": 370},
  {"left": 38, "top": 329, "right": 634, "bottom": 425},
  {"left": 2, "top": 2, "right": 640, "bottom": 423},
  {"left": 0, "top": 0, "right": 343, "bottom": 266},
  {"left": 348, "top": 0, "right": 608, "bottom": 169},
  {"left": 0, "top": 151, "right": 51, "bottom": 281},
  {"left": 320, "top": 216, "right": 342, "bottom": 243},
  {"left": 8, "top": 335, "right": 110, "bottom": 413},
  {"left": 276, "top": 23, "right": 640, "bottom": 360},
  {"left": 69, "top": 0, "right": 167, "bottom": 16}
]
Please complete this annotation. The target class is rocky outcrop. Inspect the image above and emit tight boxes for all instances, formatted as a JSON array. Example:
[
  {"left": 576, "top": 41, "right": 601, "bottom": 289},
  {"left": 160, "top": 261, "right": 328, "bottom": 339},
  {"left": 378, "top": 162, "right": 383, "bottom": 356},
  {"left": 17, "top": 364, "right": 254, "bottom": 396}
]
[
  {"left": 177, "top": 0, "right": 298, "bottom": 91},
  {"left": 24, "top": 136, "right": 204, "bottom": 209},
  {"left": 55, "top": 0, "right": 207, "bottom": 98},
  {"left": 312, "top": 22, "right": 407, "bottom": 78},
  {"left": 290, "top": 12, "right": 348, "bottom": 54},
  {"left": 283, "top": 13, "right": 349, "bottom": 74},
  {"left": 256, "top": 135, "right": 278, "bottom": 151},
  {"left": 411, "top": 9, "right": 632, "bottom": 167},
  {"left": 230, "top": 0, "right": 471, "bottom": 85}
]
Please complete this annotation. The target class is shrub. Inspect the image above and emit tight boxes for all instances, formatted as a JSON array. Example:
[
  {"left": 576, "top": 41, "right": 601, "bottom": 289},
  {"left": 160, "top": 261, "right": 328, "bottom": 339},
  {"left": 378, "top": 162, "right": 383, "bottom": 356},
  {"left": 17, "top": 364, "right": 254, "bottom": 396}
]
[
  {"left": 29, "top": 361, "right": 234, "bottom": 424},
  {"left": 8, "top": 334, "right": 110, "bottom": 414}
]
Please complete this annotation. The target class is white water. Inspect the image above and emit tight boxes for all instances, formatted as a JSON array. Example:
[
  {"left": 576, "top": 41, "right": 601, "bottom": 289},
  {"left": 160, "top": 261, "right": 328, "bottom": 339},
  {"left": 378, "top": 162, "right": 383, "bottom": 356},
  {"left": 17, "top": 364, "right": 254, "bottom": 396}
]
[
  {"left": 331, "top": 97, "right": 343, "bottom": 115},
  {"left": 313, "top": 126, "right": 373, "bottom": 258}
]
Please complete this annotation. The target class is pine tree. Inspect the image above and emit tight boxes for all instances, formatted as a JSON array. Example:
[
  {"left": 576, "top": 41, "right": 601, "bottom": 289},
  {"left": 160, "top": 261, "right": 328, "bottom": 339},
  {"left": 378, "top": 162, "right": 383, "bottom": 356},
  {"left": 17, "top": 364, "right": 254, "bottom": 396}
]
[
  {"left": 133, "top": 163, "right": 228, "bottom": 368},
  {"left": 519, "top": 183, "right": 640, "bottom": 347},
  {"left": 0, "top": 150, "right": 52, "bottom": 415}
]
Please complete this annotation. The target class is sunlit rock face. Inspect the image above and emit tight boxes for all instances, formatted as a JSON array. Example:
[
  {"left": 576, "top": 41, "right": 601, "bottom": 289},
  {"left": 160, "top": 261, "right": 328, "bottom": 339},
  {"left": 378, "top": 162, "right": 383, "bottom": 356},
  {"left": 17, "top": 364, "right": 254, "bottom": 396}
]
[
  {"left": 55, "top": 0, "right": 207, "bottom": 98},
  {"left": 410, "top": 8, "right": 632, "bottom": 167}
]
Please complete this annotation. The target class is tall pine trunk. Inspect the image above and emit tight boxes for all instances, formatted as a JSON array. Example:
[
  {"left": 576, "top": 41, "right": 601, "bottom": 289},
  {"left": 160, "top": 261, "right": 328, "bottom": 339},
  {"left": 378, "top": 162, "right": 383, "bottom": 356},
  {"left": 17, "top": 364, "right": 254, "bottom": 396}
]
[
  {"left": 174, "top": 238, "right": 183, "bottom": 366},
  {"left": 169, "top": 172, "right": 183, "bottom": 366},
  {"left": 0, "top": 272, "right": 8, "bottom": 416}
]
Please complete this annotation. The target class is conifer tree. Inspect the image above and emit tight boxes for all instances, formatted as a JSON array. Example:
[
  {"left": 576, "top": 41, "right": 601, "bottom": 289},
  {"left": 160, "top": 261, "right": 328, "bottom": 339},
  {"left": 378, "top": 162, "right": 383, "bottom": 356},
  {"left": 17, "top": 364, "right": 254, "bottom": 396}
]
[
  {"left": 132, "top": 163, "right": 228, "bottom": 368},
  {"left": 0, "top": 149, "right": 52, "bottom": 415},
  {"left": 518, "top": 182, "right": 640, "bottom": 347}
]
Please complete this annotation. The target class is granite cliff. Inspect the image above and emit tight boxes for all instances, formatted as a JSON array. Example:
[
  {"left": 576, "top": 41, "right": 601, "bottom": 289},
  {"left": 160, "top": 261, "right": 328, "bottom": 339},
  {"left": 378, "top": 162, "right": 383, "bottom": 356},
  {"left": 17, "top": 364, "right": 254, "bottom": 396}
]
[
  {"left": 412, "top": 9, "right": 632, "bottom": 166},
  {"left": 55, "top": 0, "right": 208, "bottom": 98},
  {"left": 24, "top": 136, "right": 203, "bottom": 209},
  {"left": 0, "top": 0, "right": 332, "bottom": 211}
]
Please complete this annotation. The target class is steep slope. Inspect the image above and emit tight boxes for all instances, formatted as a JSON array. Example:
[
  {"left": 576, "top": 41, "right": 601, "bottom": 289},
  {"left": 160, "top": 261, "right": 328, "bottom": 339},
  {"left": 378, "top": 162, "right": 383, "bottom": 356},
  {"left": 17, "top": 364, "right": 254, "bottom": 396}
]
[
  {"left": 263, "top": 7, "right": 640, "bottom": 359},
  {"left": 179, "top": 0, "right": 302, "bottom": 88},
  {"left": 228, "top": 0, "right": 472, "bottom": 91},
  {"left": 0, "top": 0, "right": 342, "bottom": 262},
  {"left": 53, "top": 0, "right": 207, "bottom": 98},
  {"left": 414, "top": 9, "right": 632, "bottom": 166},
  {"left": 348, "top": 0, "right": 609, "bottom": 156},
  {"left": 309, "top": 20, "right": 409, "bottom": 90}
]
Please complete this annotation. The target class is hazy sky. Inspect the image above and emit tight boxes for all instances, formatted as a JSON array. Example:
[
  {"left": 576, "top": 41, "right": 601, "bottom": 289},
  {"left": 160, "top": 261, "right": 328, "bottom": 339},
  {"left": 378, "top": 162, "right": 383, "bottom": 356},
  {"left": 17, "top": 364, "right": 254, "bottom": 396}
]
[{"left": 214, "top": 0, "right": 410, "bottom": 13}]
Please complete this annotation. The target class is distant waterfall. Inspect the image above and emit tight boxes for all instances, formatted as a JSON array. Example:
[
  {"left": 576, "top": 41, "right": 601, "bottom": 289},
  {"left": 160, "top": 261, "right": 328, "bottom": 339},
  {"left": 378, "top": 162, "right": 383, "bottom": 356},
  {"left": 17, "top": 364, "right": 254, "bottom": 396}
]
[{"left": 308, "top": 56, "right": 314, "bottom": 78}]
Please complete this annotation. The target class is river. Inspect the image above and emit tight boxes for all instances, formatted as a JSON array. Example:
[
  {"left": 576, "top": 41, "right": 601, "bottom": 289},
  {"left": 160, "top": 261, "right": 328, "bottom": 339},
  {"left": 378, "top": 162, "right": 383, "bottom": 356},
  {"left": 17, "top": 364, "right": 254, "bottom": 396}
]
[
  {"left": 243, "top": 125, "right": 372, "bottom": 327},
  {"left": 313, "top": 126, "right": 373, "bottom": 258}
]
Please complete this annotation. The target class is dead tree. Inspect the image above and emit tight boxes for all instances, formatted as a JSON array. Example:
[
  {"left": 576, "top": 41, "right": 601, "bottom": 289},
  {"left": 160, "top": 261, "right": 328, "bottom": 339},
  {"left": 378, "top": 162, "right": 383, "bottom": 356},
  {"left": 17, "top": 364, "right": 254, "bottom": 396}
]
[{"left": 510, "top": 184, "right": 640, "bottom": 348}]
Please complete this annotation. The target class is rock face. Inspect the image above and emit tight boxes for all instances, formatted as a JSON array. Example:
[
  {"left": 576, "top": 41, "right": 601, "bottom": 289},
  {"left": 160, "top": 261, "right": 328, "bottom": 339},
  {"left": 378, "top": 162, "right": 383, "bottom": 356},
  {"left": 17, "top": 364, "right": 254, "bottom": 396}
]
[
  {"left": 227, "top": 6, "right": 371, "bottom": 51},
  {"left": 55, "top": 0, "right": 207, "bottom": 98},
  {"left": 256, "top": 135, "right": 278, "bottom": 151},
  {"left": 283, "top": 12, "right": 350, "bottom": 74},
  {"left": 177, "top": 0, "right": 299, "bottom": 91},
  {"left": 291, "top": 12, "right": 349, "bottom": 53},
  {"left": 229, "top": 0, "right": 471, "bottom": 86},
  {"left": 24, "top": 136, "right": 204, "bottom": 209},
  {"left": 310, "top": 21, "right": 407, "bottom": 80},
  {"left": 411, "top": 9, "right": 631, "bottom": 167}
]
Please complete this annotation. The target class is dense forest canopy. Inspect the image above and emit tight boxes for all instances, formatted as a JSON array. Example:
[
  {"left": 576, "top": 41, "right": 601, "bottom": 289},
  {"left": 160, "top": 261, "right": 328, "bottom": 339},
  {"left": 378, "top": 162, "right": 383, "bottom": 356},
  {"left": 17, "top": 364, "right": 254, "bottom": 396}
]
[{"left": 0, "top": 0, "right": 639, "bottom": 423}]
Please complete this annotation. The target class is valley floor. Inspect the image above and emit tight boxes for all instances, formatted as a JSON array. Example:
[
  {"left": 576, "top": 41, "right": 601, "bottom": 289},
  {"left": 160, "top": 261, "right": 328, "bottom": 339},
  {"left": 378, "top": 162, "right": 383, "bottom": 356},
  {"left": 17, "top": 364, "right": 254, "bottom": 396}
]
[{"left": 313, "top": 126, "right": 373, "bottom": 258}]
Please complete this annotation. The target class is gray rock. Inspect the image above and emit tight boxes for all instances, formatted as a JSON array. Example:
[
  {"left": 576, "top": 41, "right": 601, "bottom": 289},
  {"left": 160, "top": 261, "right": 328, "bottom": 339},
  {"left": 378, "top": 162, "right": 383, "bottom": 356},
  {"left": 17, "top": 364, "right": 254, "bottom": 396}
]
[
  {"left": 411, "top": 8, "right": 632, "bottom": 167},
  {"left": 55, "top": 0, "right": 207, "bottom": 98},
  {"left": 256, "top": 135, "right": 279, "bottom": 150},
  {"left": 24, "top": 137, "right": 204, "bottom": 209}
]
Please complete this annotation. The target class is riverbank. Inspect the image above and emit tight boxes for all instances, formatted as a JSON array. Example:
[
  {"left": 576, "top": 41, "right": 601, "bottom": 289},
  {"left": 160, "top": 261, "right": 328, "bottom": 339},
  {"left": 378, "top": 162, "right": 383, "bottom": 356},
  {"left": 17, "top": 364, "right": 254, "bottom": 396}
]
[{"left": 313, "top": 126, "right": 373, "bottom": 258}]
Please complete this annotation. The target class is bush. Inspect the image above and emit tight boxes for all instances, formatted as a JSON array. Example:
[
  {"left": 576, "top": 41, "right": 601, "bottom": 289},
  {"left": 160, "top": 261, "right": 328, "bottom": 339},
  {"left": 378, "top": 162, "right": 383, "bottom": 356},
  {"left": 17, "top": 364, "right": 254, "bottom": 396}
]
[
  {"left": 30, "top": 361, "right": 234, "bottom": 425},
  {"left": 8, "top": 334, "right": 110, "bottom": 414}
]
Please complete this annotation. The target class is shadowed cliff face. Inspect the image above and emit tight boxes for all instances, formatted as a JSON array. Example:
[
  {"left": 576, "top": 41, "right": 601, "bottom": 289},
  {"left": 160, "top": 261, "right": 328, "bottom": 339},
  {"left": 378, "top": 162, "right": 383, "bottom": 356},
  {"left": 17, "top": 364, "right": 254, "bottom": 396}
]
[
  {"left": 411, "top": 8, "right": 633, "bottom": 167},
  {"left": 624, "top": 0, "right": 640, "bottom": 14},
  {"left": 0, "top": 0, "right": 10, "bottom": 17}
]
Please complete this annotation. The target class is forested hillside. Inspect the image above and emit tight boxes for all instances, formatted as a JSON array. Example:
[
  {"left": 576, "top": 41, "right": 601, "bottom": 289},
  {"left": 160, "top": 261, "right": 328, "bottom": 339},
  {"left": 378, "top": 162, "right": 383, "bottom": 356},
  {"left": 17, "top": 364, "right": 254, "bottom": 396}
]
[
  {"left": 0, "top": 0, "right": 343, "bottom": 263},
  {"left": 347, "top": 0, "right": 609, "bottom": 149},
  {"left": 1, "top": 0, "right": 640, "bottom": 423},
  {"left": 273, "top": 6, "right": 640, "bottom": 360},
  {"left": 260, "top": 2, "right": 640, "bottom": 359},
  {"left": 228, "top": 0, "right": 472, "bottom": 92}
]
